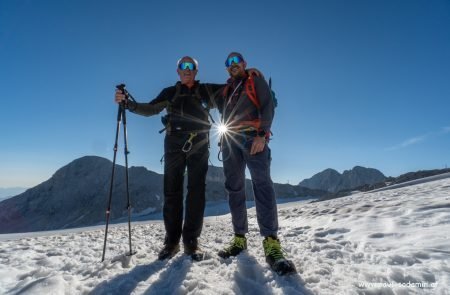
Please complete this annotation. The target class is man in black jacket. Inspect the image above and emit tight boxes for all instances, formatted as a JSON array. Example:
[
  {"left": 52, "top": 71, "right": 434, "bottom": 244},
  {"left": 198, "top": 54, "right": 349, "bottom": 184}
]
[{"left": 115, "top": 56, "right": 222, "bottom": 260}]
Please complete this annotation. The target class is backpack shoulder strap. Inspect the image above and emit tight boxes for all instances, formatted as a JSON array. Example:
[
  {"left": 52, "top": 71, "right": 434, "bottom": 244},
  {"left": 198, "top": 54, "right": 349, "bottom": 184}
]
[
  {"left": 245, "top": 75, "right": 261, "bottom": 109},
  {"left": 195, "top": 83, "right": 216, "bottom": 123},
  {"left": 171, "top": 82, "right": 182, "bottom": 103},
  {"left": 166, "top": 82, "right": 182, "bottom": 113},
  {"left": 193, "top": 84, "right": 207, "bottom": 107},
  {"left": 222, "top": 84, "right": 230, "bottom": 98}
]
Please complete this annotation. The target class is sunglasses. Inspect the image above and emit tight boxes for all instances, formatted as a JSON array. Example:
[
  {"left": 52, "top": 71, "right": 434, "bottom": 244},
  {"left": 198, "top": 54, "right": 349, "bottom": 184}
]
[
  {"left": 178, "top": 62, "right": 196, "bottom": 71},
  {"left": 225, "top": 56, "right": 244, "bottom": 67}
]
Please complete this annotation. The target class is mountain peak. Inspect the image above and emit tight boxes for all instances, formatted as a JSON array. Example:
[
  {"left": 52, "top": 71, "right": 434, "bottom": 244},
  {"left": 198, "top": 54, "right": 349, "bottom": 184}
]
[
  {"left": 322, "top": 168, "right": 340, "bottom": 174},
  {"left": 300, "top": 166, "right": 386, "bottom": 193}
]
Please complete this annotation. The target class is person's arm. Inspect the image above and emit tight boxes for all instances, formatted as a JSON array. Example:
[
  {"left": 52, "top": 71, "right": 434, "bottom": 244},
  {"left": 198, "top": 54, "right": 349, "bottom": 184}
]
[
  {"left": 117, "top": 87, "right": 173, "bottom": 117},
  {"left": 253, "top": 76, "right": 274, "bottom": 133},
  {"left": 127, "top": 99, "right": 167, "bottom": 117},
  {"left": 250, "top": 76, "right": 274, "bottom": 155}
]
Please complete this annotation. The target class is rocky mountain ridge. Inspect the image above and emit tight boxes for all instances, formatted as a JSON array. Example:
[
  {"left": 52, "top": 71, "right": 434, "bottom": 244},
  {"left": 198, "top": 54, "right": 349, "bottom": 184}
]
[
  {"left": 299, "top": 166, "right": 386, "bottom": 193},
  {"left": 0, "top": 156, "right": 325, "bottom": 234}
]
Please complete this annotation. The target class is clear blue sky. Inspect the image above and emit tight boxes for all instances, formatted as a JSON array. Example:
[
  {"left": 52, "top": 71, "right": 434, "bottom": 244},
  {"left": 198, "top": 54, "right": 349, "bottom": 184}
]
[{"left": 1, "top": 0, "right": 449, "bottom": 188}]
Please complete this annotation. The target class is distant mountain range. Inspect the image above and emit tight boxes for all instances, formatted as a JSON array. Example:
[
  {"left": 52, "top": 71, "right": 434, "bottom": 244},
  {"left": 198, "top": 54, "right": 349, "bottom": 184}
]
[
  {"left": 299, "top": 166, "right": 386, "bottom": 193},
  {"left": 315, "top": 168, "right": 450, "bottom": 202},
  {"left": 345, "top": 168, "right": 450, "bottom": 193},
  {"left": 0, "top": 156, "right": 326, "bottom": 234},
  {"left": 2, "top": 156, "right": 448, "bottom": 235}
]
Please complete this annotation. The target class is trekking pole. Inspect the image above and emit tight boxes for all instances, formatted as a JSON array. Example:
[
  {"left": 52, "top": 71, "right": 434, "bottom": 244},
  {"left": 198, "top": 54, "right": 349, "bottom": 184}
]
[
  {"left": 101, "top": 84, "right": 137, "bottom": 262},
  {"left": 119, "top": 85, "right": 135, "bottom": 258}
]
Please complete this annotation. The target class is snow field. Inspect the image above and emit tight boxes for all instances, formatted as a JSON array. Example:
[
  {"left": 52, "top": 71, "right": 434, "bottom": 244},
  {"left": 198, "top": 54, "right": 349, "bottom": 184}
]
[{"left": 1, "top": 178, "right": 449, "bottom": 294}]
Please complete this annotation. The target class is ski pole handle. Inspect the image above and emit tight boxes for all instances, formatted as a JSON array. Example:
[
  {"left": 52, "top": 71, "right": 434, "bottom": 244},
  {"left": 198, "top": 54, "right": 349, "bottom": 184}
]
[
  {"left": 116, "top": 83, "right": 128, "bottom": 98},
  {"left": 116, "top": 83, "right": 136, "bottom": 102},
  {"left": 116, "top": 84, "right": 129, "bottom": 108},
  {"left": 116, "top": 83, "right": 126, "bottom": 91}
]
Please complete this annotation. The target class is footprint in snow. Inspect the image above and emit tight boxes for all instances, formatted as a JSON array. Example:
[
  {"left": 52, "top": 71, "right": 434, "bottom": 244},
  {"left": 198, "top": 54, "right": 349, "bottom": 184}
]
[{"left": 314, "top": 228, "right": 351, "bottom": 238}]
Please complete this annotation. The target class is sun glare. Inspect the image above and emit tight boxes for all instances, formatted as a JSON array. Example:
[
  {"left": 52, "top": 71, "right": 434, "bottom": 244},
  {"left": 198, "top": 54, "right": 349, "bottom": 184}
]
[{"left": 218, "top": 123, "right": 228, "bottom": 135}]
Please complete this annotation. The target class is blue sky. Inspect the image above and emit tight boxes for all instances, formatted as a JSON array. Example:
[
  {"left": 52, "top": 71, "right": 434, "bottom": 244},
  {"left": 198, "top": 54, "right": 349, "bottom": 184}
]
[{"left": 1, "top": 0, "right": 449, "bottom": 188}]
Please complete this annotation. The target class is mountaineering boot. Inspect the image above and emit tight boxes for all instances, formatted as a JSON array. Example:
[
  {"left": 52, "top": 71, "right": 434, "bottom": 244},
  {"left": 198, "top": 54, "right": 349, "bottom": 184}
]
[
  {"left": 184, "top": 239, "right": 205, "bottom": 261},
  {"left": 158, "top": 243, "right": 180, "bottom": 260},
  {"left": 218, "top": 234, "right": 247, "bottom": 258},
  {"left": 263, "top": 236, "right": 297, "bottom": 276}
]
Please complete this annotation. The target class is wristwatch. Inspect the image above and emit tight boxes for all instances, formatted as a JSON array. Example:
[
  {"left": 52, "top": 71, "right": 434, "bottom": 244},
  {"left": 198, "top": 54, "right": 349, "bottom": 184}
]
[{"left": 257, "top": 130, "right": 267, "bottom": 137}]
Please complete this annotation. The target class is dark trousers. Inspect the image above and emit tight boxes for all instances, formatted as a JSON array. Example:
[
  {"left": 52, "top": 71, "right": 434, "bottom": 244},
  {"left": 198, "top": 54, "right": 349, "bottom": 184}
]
[
  {"left": 222, "top": 136, "right": 278, "bottom": 237},
  {"left": 163, "top": 133, "right": 209, "bottom": 245}
]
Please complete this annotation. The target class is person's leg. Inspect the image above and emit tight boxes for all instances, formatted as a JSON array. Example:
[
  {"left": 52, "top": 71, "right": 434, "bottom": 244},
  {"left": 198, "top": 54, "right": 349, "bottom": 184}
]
[
  {"left": 245, "top": 143, "right": 278, "bottom": 237},
  {"left": 183, "top": 137, "right": 209, "bottom": 245},
  {"left": 218, "top": 137, "right": 249, "bottom": 258},
  {"left": 223, "top": 138, "right": 248, "bottom": 235},
  {"left": 245, "top": 141, "right": 295, "bottom": 273},
  {"left": 162, "top": 136, "right": 186, "bottom": 246}
]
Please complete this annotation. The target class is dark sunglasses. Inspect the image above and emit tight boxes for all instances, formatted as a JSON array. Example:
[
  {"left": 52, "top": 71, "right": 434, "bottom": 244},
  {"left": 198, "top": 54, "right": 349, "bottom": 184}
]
[
  {"left": 178, "top": 62, "right": 196, "bottom": 71},
  {"left": 225, "top": 56, "right": 244, "bottom": 67}
]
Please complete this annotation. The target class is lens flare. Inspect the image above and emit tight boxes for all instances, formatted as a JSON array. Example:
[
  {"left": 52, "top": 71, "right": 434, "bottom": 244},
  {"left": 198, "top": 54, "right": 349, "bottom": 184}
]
[{"left": 217, "top": 123, "right": 228, "bottom": 135}]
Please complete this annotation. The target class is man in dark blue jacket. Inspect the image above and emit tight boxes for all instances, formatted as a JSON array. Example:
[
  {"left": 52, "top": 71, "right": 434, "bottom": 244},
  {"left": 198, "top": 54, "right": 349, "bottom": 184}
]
[{"left": 217, "top": 52, "right": 295, "bottom": 274}]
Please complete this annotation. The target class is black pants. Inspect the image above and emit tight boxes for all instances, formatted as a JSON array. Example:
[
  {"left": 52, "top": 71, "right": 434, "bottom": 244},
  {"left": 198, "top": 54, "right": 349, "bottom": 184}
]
[{"left": 163, "top": 133, "right": 209, "bottom": 245}]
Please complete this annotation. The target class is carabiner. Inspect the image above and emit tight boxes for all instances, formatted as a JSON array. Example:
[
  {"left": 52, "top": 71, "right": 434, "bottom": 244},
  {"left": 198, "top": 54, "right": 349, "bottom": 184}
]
[{"left": 182, "top": 132, "right": 197, "bottom": 153}]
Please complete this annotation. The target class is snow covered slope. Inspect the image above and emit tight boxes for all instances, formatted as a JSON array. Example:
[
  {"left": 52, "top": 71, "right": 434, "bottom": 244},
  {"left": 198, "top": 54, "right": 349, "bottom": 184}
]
[{"left": 0, "top": 178, "right": 449, "bottom": 294}]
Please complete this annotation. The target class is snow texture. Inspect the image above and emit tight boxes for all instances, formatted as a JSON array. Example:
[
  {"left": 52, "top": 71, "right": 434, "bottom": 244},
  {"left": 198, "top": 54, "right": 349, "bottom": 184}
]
[{"left": 1, "top": 178, "right": 449, "bottom": 294}]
